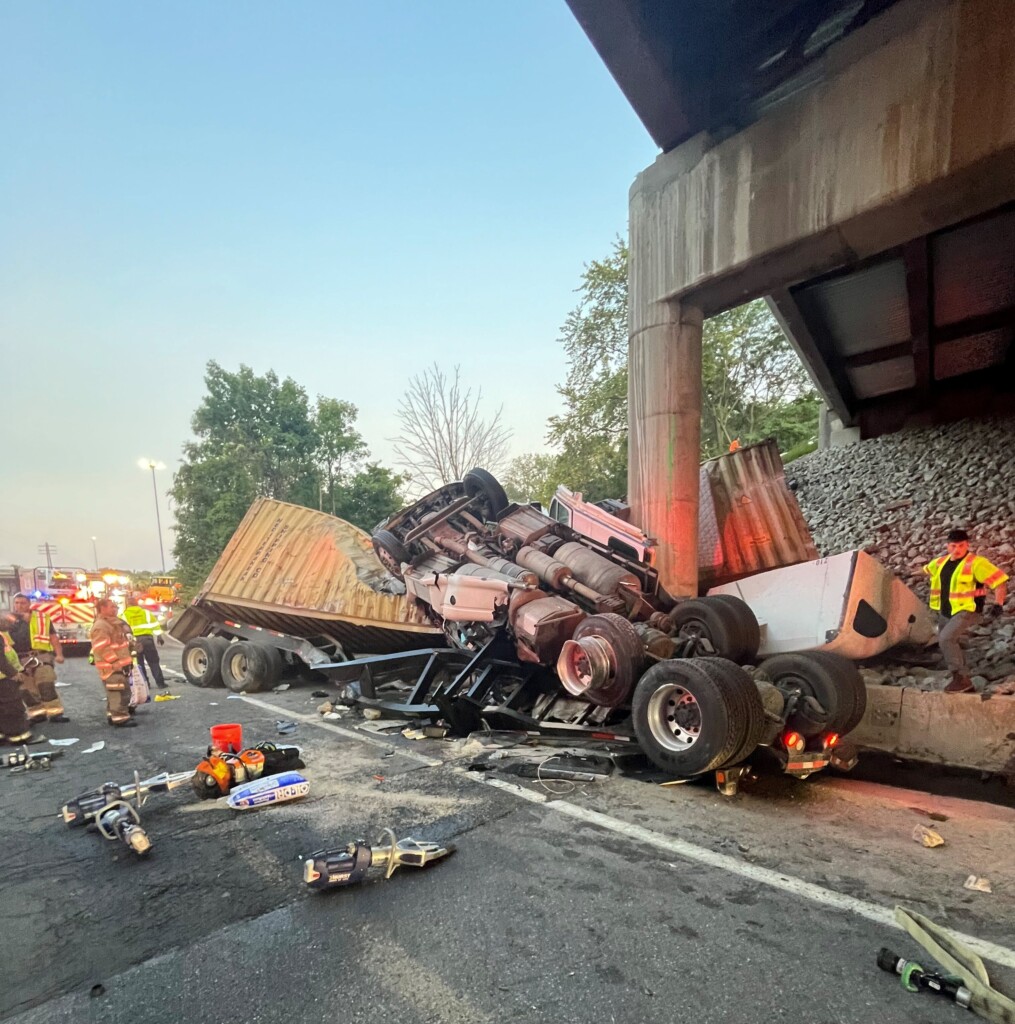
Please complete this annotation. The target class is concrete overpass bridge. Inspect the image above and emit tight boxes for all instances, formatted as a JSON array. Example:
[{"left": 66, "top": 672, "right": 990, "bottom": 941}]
[{"left": 565, "top": 0, "right": 1015, "bottom": 595}]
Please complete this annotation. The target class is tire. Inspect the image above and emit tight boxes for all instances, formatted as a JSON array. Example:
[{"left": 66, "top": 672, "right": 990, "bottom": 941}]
[
  {"left": 755, "top": 653, "right": 855, "bottom": 735},
  {"left": 695, "top": 657, "right": 766, "bottom": 767},
  {"left": 221, "top": 641, "right": 283, "bottom": 693},
  {"left": 801, "top": 650, "right": 867, "bottom": 735},
  {"left": 631, "top": 659, "right": 755, "bottom": 777},
  {"left": 570, "top": 612, "right": 645, "bottom": 706},
  {"left": 708, "top": 595, "right": 761, "bottom": 662},
  {"left": 372, "top": 529, "right": 411, "bottom": 580},
  {"left": 182, "top": 637, "right": 229, "bottom": 688},
  {"left": 669, "top": 597, "right": 751, "bottom": 662},
  {"left": 463, "top": 468, "right": 509, "bottom": 519}
]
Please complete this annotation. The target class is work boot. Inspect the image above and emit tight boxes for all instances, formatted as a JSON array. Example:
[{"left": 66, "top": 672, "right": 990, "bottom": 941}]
[
  {"left": 49, "top": 714, "right": 70, "bottom": 723},
  {"left": 109, "top": 719, "right": 138, "bottom": 728},
  {"left": 944, "top": 673, "right": 974, "bottom": 694}
]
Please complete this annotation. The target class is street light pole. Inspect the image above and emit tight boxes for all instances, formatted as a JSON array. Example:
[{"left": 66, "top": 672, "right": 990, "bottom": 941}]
[
  {"left": 91, "top": 536, "right": 99, "bottom": 571},
  {"left": 138, "top": 459, "right": 167, "bottom": 572}
]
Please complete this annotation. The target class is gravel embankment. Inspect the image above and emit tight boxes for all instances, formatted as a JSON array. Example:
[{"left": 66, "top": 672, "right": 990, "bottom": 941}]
[{"left": 786, "top": 417, "right": 1015, "bottom": 692}]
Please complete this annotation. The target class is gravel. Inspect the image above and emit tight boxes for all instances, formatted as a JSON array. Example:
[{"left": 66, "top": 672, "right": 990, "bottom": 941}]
[{"left": 787, "top": 416, "right": 1015, "bottom": 692}]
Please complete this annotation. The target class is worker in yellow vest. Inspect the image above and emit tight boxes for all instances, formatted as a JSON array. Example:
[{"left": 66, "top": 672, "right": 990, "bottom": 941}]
[
  {"left": 0, "top": 622, "right": 35, "bottom": 743},
  {"left": 122, "top": 594, "right": 168, "bottom": 690},
  {"left": 923, "top": 529, "right": 1009, "bottom": 693},
  {"left": 9, "top": 593, "right": 68, "bottom": 723}
]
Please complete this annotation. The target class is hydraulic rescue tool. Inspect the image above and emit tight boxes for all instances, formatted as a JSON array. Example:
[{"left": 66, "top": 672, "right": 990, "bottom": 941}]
[
  {"left": 304, "top": 828, "right": 455, "bottom": 890},
  {"left": 4, "top": 747, "right": 64, "bottom": 771},
  {"left": 877, "top": 947, "right": 973, "bottom": 1009},
  {"left": 60, "top": 770, "right": 195, "bottom": 827},
  {"left": 92, "top": 800, "right": 153, "bottom": 857}
]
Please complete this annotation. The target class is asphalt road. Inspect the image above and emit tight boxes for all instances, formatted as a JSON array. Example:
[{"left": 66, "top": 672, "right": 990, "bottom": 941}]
[{"left": 3, "top": 647, "right": 1014, "bottom": 1023}]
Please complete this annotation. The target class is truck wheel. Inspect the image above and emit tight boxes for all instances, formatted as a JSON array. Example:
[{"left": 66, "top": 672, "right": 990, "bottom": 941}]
[
  {"left": 464, "top": 468, "right": 509, "bottom": 519},
  {"left": 669, "top": 597, "right": 752, "bottom": 662},
  {"left": 755, "top": 653, "right": 855, "bottom": 735},
  {"left": 182, "top": 637, "right": 229, "bottom": 688},
  {"left": 221, "top": 642, "right": 283, "bottom": 693},
  {"left": 564, "top": 613, "right": 645, "bottom": 706},
  {"left": 631, "top": 659, "right": 754, "bottom": 777},
  {"left": 799, "top": 650, "right": 867, "bottom": 735},
  {"left": 695, "top": 657, "right": 766, "bottom": 767},
  {"left": 372, "top": 529, "right": 411, "bottom": 579},
  {"left": 708, "top": 595, "right": 761, "bottom": 662}
]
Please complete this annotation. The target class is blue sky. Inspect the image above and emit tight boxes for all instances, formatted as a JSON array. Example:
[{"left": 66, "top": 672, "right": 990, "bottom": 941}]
[{"left": 1, "top": 1, "right": 655, "bottom": 570}]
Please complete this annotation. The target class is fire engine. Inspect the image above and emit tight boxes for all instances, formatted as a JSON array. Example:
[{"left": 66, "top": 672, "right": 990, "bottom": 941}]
[{"left": 18, "top": 567, "right": 97, "bottom": 653}]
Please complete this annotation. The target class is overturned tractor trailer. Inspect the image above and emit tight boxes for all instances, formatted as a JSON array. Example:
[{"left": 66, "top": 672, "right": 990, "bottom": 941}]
[
  {"left": 169, "top": 499, "right": 444, "bottom": 691},
  {"left": 174, "top": 448, "right": 933, "bottom": 790}
]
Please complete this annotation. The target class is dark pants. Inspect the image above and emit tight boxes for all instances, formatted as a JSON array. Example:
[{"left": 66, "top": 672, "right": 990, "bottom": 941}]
[
  {"left": 135, "top": 636, "right": 166, "bottom": 688},
  {"left": 0, "top": 677, "right": 32, "bottom": 741}
]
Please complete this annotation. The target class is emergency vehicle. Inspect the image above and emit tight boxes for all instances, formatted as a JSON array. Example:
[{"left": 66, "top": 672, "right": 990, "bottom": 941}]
[{"left": 18, "top": 567, "right": 97, "bottom": 653}]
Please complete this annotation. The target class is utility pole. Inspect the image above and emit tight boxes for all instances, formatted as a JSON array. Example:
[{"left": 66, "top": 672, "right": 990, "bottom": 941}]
[
  {"left": 37, "top": 543, "right": 56, "bottom": 571},
  {"left": 92, "top": 537, "right": 99, "bottom": 571},
  {"left": 138, "top": 459, "right": 167, "bottom": 572}
]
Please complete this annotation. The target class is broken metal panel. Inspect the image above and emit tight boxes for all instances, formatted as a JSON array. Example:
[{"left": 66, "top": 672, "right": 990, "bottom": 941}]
[
  {"left": 846, "top": 354, "right": 916, "bottom": 398},
  {"left": 698, "top": 439, "right": 818, "bottom": 590}
]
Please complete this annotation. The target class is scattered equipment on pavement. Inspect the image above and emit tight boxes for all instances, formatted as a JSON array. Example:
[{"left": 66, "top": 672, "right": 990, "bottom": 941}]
[
  {"left": 4, "top": 747, "right": 64, "bottom": 770},
  {"left": 878, "top": 947, "right": 972, "bottom": 1009},
  {"left": 227, "top": 770, "right": 309, "bottom": 809},
  {"left": 304, "top": 828, "right": 455, "bottom": 890},
  {"left": 191, "top": 743, "right": 304, "bottom": 799},
  {"left": 92, "top": 800, "right": 153, "bottom": 858},
  {"left": 60, "top": 770, "right": 195, "bottom": 827}
]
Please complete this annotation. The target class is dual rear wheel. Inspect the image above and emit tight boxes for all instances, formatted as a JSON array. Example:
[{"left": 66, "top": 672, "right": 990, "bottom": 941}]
[{"left": 181, "top": 637, "right": 283, "bottom": 693}]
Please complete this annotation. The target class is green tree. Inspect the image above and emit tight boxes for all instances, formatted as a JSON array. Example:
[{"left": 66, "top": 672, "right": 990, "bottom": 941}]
[
  {"left": 172, "top": 362, "right": 404, "bottom": 586},
  {"left": 545, "top": 242, "right": 819, "bottom": 499},
  {"left": 503, "top": 452, "right": 562, "bottom": 507},
  {"left": 546, "top": 239, "right": 629, "bottom": 501}
]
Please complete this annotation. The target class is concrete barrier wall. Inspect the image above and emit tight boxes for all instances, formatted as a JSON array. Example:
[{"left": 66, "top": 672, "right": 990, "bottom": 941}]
[{"left": 852, "top": 684, "right": 1015, "bottom": 774}]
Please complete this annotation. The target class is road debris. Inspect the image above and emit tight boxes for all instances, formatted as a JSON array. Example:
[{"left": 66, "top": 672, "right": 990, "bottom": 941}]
[
  {"left": 275, "top": 720, "right": 299, "bottom": 735},
  {"left": 912, "top": 825, "right": 945, "bottom": 848},
  {"left": 402, "top": 726, "right": 448, "bottom": 740},
  {"left": 81, "top": 741, "right": 105, "bottom": 754},
  {"left": 304, "top": 828, "right": 455, "bottom": 890},
  {"left": 48, "top": 738, "right": 79, "bottom": 746},
  {"left": 311, "top": 690, "right": 330, "bottom": 699},
  {"left": 963, "top": 876, "right": 993, "bottom": 894},
  {"left": 154, "top": 693, "right": 181, "bottom": 702},
  {"left": 272, "top": 683, "right": 290, "bottom": 692}
]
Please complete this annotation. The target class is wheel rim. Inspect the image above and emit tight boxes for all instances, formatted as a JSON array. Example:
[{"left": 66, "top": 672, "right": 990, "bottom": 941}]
[
  {"left": 557, "top": 636, "right": 613, "bottom": 696},
  {"left": 676, "top": 618, "right": 708, "bottom": 641},
  {"left": 646, "top": 683, "right": 702, "bottom": 750},
  {"left": 375, "top": 545, "right": 402, "bottom": 575},
  {"left": 228, "top": 650, "right": 248, "bottom": 680},
  {"left": 186, "top": 648, "right": 209, "bottom": 677}
]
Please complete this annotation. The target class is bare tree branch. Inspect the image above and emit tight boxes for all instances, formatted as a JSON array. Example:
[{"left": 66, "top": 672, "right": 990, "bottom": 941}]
[{"left": 389, "top": 363, "right": 513, "bottom": 493}]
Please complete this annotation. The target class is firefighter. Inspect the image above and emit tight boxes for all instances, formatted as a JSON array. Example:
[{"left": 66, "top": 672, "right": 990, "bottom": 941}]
[
  {"left": 9, "top": 593, "right": 68, "bottom": 723},
  {"left": 122, "top": 594, "right": 168, "bottom": 690},
  {"left": 0, "top": 618, "right": 35, "bottom": 744},
  {"left": 90, "top": 598, "right": 137, "bottom": 727},
  {"left": 923, "top": 528, "right": 1009, "bottom": 693}
]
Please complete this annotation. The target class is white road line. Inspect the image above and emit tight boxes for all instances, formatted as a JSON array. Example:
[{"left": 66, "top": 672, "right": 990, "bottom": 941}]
[
  {"left": 543, "top": 799, "right": 1015, "bottom": 971},
  {"left": 233, "top": 692, "right": 1015, "bottom": 970}
]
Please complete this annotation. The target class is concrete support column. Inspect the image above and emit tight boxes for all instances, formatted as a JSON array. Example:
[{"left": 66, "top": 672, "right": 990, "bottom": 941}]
[{"left": 628, "top": 299, "right": 703, "bottom": 598}]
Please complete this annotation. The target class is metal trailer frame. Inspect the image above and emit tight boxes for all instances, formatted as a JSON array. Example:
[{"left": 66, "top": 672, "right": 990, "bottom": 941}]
[{"left": 211, "top": 618, "right": 346, "bottom": 669}]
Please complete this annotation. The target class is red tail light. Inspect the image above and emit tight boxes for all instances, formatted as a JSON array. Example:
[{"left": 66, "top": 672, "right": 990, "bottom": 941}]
[
  {"left": 782, "top": 730, "right": 805, "bottom": 753},
  {"left": 823, "top": 732, "right": 840, "bottom": 750}
]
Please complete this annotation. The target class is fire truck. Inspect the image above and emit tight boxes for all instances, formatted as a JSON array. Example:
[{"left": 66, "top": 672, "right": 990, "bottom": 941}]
[{"left": 18, "top": 567, "right": 97, "bottom": 653}]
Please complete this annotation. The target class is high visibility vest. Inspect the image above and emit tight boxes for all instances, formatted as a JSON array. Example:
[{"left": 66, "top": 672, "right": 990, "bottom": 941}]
[
  {"left": 29, "top": 611, "right": 54, "bottom": 652},
  {"left": 1, "top": 632, "right": 21, "bottom": 673},
  {"left": 122, "top": 606, "right": 163, "bottom": 637},
  {"left": 924, "top": 554, "right": 1008, "bottom": 614}
]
